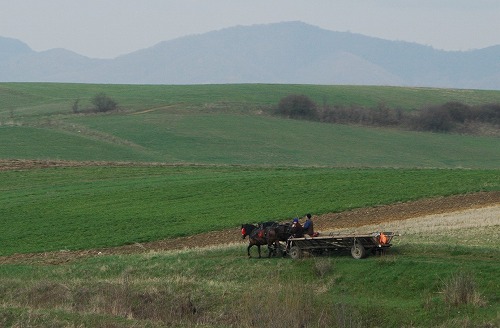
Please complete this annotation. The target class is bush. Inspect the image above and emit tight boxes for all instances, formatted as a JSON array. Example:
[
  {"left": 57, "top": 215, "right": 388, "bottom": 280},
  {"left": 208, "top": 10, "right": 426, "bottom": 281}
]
[
  {"left": 474, "top": 103, "right": 500, "bottom": 124},
  {"left": 442, "top": 102, "right": 471, "bottom": 123},
  {"left": 277, "top": 94, "right": 318, "bottom": 120},
  {"left": 413, "top": 105, "right": 454, "bottom": 132},
  {"left": 274, "top": 96, "right": 498, "bottom": 135},
  {"left": 92, "top": 93, "right": 118, "bottom": 112}
]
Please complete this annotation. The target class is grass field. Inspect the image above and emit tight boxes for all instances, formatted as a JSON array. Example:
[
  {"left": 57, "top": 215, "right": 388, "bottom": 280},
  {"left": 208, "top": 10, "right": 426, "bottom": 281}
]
[
  {"left": 3, "top": 83, "right": 500, "bottom": 117},
  {"left": 69, "top": 113, "right": 500, "bottom": 167},
  {"left": 1, "top": 113, "right": 500, "bottom": 168},
  {"left": 1, "top": 83, "right": 500, "bottom": 168},
  {"left": 0, "top": 216, "right": 498, "bottom": 327},
  {"left": 0, "top": 114, "right": 500, "bottom": 168},
  {"left": 1, "top": 166, "right": 498, "bottom": 255}
]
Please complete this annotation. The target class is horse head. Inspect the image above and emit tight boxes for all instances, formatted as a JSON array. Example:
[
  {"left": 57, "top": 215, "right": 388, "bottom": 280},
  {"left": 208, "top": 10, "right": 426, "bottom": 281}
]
[{"left": 241, "top": 223, "right": 257, "bottom": 239}]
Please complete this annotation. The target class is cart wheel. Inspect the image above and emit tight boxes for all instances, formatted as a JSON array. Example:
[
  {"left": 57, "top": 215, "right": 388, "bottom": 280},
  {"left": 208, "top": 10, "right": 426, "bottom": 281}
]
[
  {"left": 351, "top": 242, "right": 367, "bottom": 259},
  {"left": 289, "top": 246, "right": 303, "bottom": 259}
]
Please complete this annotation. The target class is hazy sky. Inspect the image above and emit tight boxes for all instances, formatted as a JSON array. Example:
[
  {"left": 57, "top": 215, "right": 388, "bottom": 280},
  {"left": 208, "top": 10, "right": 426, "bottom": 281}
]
[{"left": 1, "top": 0, "right": 499, "bottom": 59}]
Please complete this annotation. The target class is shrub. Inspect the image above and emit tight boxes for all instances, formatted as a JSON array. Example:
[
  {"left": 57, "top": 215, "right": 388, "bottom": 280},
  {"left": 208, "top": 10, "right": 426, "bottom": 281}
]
[
  {"left": 474, "top": 103, "right": 500, "bottom": 124},
  {"left": 275, "top": 95, "right": 498, "bottom": 135},
  {"left": 413, "top": 105, "right": 454, "bottom": 132},
  {"left": 443, "top": 102, "right": 471, "bottom": 123},
  {"left": 92, "top": 93, "right": 118, "bottom": 112},
  {"left": 277, "top": 94, "right": 318, "bottom": 120}
]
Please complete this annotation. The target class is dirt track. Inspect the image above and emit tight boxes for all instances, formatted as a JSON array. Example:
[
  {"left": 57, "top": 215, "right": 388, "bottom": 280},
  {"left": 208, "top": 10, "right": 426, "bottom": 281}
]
[
  {"left": 1, "top": 191, "right": 498, "bottom": 265},
  {"left": 0, "top": 159, "right": 180, "bottom": 171}
]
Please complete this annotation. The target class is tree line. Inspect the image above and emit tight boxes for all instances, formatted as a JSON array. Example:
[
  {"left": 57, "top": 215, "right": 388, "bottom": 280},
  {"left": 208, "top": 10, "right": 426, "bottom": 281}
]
[{"left": 275, "top": 94, "right": 500, "bottom": 135}]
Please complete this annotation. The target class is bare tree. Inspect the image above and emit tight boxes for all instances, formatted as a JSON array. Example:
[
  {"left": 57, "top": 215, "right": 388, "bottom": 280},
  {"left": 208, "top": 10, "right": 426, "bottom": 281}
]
[{"left": 72, "top": 98, "right": 80, "bottom": 113}]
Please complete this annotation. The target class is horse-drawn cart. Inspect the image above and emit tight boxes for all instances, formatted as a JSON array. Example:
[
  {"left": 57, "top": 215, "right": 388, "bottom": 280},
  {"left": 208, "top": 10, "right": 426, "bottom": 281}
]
[{"left": 285, "top": 232, "right": 395, "bottom": 259}]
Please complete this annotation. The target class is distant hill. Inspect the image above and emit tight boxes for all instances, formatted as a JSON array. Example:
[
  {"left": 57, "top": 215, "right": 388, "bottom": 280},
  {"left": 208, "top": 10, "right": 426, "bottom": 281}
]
[{"left": 1, "top": 21, "right": 500, "bottom": 89}]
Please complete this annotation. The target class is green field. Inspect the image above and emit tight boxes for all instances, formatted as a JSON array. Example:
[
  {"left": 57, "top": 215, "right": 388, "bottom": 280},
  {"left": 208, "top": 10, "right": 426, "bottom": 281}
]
[
  {"left": 3, "top": 83, "right": 500, "bottom": 117},
  {"left": 1, "top": 83, "right": 499, "bottom": 327},
  {"left": 1, "top": 166, "right": 498, "bottom": 255},
  {"left": 1, "top": 83, "right": 500, "bottom": 168},
  {"left": 2, "top": 114, "right": 498, "bottom": 167}
]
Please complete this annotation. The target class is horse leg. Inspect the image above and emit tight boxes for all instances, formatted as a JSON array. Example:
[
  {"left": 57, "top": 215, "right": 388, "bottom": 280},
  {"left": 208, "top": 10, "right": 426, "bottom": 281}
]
[
  {"left": 271, "top": 240, "right": 280, "bottom": 257},
  {"left": 268, "top": 244, "right": 273, "bottom": 258},
  {"left": 257, "top": 245, "right": 261, "bottom": 258},
  {"left": 274, "top": 241, "right": 280, "bottom": 257},
  {"left": 267, "top": 230, "right": 278, "bottom": 258},
  {"left": 267, "top": 240, "right": 276, "bottom": 258}
]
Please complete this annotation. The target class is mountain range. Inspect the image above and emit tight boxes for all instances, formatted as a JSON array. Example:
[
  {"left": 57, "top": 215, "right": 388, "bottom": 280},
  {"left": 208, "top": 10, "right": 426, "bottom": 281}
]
[{"left": 1, "top": 21, "right": 499, "bottom": 89}]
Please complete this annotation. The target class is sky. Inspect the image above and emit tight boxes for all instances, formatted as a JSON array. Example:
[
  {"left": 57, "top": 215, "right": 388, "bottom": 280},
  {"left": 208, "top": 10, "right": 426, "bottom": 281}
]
[{"left": 1, "top": 0, "right": 500, "bottom": 59}]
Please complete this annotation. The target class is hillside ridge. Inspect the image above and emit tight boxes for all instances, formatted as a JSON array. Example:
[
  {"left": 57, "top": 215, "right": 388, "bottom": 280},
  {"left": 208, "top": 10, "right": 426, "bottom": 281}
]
[{"left": 1, "top": 22, "right": 500, "bottom": 89}]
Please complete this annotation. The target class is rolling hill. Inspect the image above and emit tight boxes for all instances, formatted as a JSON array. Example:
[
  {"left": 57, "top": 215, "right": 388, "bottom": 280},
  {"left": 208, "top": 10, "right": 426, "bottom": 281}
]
[
  {"left": 1, "top": 83, "right": 499, "bottom": 168},
  {"left": 1, "top": 21, "right": 500, "bottom": 89}
]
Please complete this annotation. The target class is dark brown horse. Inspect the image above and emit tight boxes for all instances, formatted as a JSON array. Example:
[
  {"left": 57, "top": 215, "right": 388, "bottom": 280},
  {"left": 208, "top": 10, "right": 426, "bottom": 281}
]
[
  {"left": 241, "top": 223, "right": 279, "bottom": 258},
  {"left": 271, "top": 223, "right": 304, "bottom": 256},
  {"left": 273, "top": 222, "right": 304, "bottom": 240}
]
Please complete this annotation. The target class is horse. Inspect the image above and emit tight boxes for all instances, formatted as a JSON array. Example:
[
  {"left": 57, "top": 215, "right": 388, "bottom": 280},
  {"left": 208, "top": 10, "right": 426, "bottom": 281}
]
[
  {"left": 241, "top": 223, "right": 279, "bottom": 258},
  {"left": 273, "top": 222, "right": 304, "bottom": 241},
  {"left": 265, "top": 222, "right": 304, "bottom": 256},
  {"left": 258, "top": 221, "right": 279, "bottom": 229},
  {"left": 274, "top": 223, "right": 292, "bottom": 241}
]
